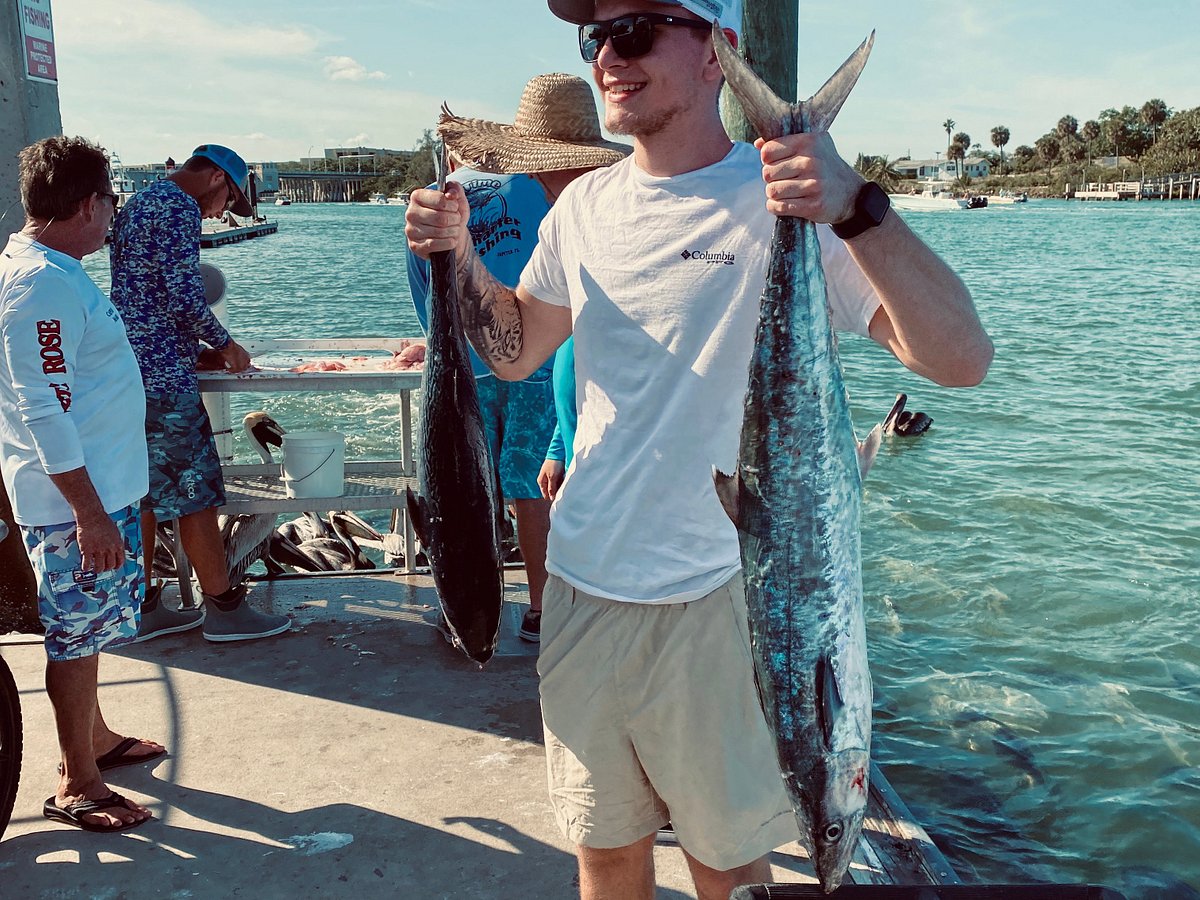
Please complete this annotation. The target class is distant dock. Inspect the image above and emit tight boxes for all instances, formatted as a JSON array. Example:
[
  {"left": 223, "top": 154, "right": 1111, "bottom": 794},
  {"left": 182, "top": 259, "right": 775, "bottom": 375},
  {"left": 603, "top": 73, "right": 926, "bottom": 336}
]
[
  {"left": 1072, "top": 172, "right": 1200, "bottom": 201},
  {"left": 200, "top": 219, "right": 279, "bottom": 248}
]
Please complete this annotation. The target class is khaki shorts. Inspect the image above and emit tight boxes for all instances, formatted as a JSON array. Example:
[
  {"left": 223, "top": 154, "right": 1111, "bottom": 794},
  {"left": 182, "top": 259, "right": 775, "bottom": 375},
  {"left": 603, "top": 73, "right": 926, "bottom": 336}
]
[{"left": 538, "top": 574, "right": 799, "bottom": 871}]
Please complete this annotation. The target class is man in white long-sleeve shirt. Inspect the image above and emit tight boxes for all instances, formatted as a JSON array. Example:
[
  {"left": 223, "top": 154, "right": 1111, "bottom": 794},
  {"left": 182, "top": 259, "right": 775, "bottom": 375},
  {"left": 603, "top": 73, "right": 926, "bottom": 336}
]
[{"left": 0, "top": 136, "right": 160, "bottom": 832}]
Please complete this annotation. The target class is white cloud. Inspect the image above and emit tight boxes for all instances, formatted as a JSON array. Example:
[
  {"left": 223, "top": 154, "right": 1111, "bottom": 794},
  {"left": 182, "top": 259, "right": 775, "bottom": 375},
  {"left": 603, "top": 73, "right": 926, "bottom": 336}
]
[
  {"left": 55, "top": 0, "right": 321, "bottom": 60},
  {"left": 323, "top": 56, "right": 386, "bottom": 82}
]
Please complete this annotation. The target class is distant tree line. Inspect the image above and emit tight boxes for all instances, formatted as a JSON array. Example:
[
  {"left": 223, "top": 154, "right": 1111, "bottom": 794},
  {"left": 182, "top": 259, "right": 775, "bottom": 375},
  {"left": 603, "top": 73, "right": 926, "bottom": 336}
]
[
  {"left": 858, "top": 99, "right": 1199, "bottom": 195},
  {"left": 969, "top": 100, "right": 1197, "bottom": 183}
]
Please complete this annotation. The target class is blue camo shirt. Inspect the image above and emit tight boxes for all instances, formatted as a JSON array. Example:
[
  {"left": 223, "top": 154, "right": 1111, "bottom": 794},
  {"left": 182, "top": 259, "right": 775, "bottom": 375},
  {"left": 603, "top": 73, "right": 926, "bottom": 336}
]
[{"left": 109, "top": 180, "right": 231, "bottom": 394}]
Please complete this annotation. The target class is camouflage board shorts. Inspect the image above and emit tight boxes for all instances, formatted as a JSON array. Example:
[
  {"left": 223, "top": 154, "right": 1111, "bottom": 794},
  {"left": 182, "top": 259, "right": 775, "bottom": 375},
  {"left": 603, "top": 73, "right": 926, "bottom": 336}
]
[
  {"left": 21, "top": 504, "right": 143, "bottom": 661},
  {"left": 477, "top": 376, "right": 557, "bottom": 500},
  {"left": 144, "top": 391, "right": 226, "bottom": 519}
]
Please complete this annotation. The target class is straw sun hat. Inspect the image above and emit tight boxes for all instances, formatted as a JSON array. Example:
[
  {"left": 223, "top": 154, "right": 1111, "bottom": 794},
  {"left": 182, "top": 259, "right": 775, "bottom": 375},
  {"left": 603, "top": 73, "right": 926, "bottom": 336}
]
[{"left": 437, "top": 73, "right": 630, "bottom": 175}]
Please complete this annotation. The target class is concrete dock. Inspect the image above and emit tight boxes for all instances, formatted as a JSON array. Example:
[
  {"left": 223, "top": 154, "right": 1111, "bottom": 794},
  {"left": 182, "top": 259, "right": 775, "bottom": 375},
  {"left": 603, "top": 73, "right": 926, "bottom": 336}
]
[{"left": 0, "top": 571, "right": 839, "bottom": 898}]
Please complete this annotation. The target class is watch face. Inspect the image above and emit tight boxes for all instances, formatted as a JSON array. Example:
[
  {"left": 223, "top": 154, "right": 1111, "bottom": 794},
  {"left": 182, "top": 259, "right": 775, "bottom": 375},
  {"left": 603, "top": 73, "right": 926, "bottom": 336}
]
[{"left": 863, "top": 182, "right": 890, "bottom": 224}]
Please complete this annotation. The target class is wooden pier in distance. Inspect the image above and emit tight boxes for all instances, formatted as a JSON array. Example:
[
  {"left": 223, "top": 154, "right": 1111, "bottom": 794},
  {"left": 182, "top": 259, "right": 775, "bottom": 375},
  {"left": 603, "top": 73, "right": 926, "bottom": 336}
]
[
  {"left": 1073, "top": 171, "right": 1200, "bottom": 201},
  {"left": 199, "top": 219, "right": 279, "bottom": 247}
]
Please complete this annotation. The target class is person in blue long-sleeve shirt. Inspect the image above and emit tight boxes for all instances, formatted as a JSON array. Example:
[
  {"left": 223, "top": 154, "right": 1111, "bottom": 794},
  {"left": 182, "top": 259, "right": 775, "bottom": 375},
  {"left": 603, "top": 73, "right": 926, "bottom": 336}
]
[{"left": 537, "top": 338, "right": 576, "bottom": 501}]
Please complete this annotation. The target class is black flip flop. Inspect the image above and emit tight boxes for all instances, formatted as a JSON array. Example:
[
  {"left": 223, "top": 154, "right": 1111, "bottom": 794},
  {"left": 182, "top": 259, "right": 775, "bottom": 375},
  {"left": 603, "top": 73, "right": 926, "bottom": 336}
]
[
  {"left": 43, "top": 792, "right": 151, "bottom": 833},
  {"left": 96, "top": 736, "right": 167, "bottom": 771},
  {"left": 57, "top": 736, "right": 167, "bottom": 775}
]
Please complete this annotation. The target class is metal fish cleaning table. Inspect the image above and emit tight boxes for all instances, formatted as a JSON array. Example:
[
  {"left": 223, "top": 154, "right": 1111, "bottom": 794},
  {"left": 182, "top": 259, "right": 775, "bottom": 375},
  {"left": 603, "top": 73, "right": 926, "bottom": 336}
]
[{"left": 187, "top": 338, "right": 424, "bottom": 607}]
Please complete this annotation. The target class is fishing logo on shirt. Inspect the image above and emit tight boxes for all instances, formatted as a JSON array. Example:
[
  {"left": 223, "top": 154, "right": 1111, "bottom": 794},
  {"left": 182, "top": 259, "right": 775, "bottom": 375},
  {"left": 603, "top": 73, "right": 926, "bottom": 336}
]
[
  {"left": 463, "top": 179, "right": 523, "bottom": 259},
  {"left": 680, "top": 249, "right": 736, "bottom": 266}
]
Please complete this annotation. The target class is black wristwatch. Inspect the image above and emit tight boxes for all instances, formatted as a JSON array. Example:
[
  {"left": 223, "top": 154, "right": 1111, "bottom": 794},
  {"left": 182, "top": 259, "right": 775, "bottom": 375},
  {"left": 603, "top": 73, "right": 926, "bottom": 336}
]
[{"left": 831, "top": 181, "right": 890, "bottom": 240}]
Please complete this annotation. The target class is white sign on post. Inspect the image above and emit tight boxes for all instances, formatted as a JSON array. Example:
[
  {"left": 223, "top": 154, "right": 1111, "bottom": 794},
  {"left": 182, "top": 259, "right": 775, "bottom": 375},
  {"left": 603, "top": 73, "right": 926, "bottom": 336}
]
[{"left": 16, "top": 0, "right": 57, "bottom": 84}]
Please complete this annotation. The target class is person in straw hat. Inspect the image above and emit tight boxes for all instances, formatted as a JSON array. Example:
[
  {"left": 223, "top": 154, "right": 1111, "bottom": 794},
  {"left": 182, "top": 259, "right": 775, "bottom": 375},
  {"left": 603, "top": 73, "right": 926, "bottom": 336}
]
[
  {"left": 406, "top": 73, "right": 629, "bottom": 645},
  {"left": 406, "top": 1, "right": 992, "bottom": 895}
]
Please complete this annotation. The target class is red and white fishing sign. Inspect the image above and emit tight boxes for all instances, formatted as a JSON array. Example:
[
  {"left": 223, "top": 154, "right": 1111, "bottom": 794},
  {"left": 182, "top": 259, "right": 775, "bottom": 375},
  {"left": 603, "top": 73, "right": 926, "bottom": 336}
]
[{"left": 16, "top": 0, "right": 58, "bottom": 84}]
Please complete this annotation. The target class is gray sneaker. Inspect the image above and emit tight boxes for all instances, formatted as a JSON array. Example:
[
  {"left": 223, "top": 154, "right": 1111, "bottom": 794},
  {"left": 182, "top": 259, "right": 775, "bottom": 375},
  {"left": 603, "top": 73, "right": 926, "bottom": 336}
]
[
  {"left": 133, "top": 584, "right": 205, "bottom": 643},
  {"left": 201, "top": 585, "right": 291, "bottom": 643}
]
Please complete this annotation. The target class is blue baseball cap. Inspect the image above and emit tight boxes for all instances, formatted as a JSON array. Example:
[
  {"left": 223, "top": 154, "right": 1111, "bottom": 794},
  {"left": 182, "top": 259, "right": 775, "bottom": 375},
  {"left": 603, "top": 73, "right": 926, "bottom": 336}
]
[{"left": 190, "top": 143, "right": 253, "bottom": 216}]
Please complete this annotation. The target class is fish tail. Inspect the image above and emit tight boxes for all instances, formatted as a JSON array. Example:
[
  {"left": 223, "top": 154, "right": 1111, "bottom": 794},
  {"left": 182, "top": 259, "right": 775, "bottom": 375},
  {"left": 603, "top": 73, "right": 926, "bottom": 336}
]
[
  {"left": 432, "top": 129, "right": 449, "bottom": 192},
  {"left": 712, "top": 24, "right": 874, "bottom": 137}
]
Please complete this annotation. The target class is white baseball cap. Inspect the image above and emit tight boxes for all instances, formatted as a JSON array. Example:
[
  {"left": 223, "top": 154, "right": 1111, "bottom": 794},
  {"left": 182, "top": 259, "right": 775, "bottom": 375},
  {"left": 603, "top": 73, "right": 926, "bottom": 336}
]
[{"left": 548, "top": 0, "right": 742, "bottom": 38}]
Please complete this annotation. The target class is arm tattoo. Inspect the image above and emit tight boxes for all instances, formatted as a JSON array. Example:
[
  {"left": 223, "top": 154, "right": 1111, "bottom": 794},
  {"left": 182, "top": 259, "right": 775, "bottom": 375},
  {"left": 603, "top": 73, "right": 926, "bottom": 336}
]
[{"left": 456, "top": 245, "right": 523, "bottom": 368}]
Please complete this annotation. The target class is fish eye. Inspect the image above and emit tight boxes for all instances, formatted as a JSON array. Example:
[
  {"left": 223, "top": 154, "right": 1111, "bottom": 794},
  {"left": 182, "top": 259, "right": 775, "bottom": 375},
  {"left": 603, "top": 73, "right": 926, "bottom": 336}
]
[{"left": 824, "top": 823, "right": 843, "bottom": 842}]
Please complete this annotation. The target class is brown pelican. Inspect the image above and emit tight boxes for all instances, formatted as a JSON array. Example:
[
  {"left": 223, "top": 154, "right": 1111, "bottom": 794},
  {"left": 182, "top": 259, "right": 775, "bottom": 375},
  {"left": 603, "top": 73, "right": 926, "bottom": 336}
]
[
  {"left": 328, "top": 511, "right": 404, "bottom": 568},
  {"left": 882, "top": 393, "right": 933, "bottom": 437},
  {"left": 222, "top": 412, "right": 289, "bottom": 584},
  {"left": 269, "top": 511, "right": 376, "bottom": 572}
]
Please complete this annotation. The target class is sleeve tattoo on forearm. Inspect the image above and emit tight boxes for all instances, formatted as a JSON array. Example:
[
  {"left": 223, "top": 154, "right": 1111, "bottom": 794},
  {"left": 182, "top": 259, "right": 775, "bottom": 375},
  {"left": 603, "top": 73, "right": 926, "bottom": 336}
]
[{"left": 457, "top": 248, "right": 522, "bottom": 366}]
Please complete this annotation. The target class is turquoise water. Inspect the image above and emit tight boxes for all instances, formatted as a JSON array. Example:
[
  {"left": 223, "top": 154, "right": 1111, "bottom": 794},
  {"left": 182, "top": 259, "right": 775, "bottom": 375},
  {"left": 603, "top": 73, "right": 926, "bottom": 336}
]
[{"left": 85, "top": 200, "right": 1200, "bottom": 898}]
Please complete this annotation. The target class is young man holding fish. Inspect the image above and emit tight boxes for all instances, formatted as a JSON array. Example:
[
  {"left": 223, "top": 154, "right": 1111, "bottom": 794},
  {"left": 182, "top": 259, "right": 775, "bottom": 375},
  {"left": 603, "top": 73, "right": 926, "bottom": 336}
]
[{"left": 406, "top": 1, "right": 993, "bottom": 896}]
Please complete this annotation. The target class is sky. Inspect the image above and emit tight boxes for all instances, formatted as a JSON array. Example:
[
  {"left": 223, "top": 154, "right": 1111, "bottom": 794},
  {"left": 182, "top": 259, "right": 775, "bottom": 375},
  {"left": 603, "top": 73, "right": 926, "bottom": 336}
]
[{"left": 48, "top": 0, "right": 1200, "bottom": 166}]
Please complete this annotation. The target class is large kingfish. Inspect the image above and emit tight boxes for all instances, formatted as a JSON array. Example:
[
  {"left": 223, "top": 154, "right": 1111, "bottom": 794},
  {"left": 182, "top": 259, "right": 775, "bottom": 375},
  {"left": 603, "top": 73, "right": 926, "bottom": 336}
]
[
  {"left": 406, "top": 144, "right": 503, "bottom": 666},
  {"left": 712, "top": 26, "right": 876, "bottom": 892}
]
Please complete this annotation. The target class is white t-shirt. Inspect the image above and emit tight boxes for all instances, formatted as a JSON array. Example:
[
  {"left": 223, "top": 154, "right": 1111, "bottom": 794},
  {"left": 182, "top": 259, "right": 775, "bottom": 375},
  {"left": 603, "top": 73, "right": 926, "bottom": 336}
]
[
  {"left": 520, "top": 142, "right": 881, "bottom": 604},
  {"left": 0, "top": 234, "right": 148, "bottom": 526}
]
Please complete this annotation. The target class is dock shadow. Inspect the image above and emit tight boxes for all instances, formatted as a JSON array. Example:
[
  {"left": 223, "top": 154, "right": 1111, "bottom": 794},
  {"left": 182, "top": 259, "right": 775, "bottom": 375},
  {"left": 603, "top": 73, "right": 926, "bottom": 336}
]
[
  {"left": 1, "top": 776, "right": 586, "bottom": 899},
  {"left": 107, "top": 576, "right": 544, "bottom": 747}
]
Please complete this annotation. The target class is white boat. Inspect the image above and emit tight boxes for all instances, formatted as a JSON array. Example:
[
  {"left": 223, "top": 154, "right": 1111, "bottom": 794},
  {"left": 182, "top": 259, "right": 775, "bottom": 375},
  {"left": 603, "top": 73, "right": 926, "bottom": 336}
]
[
  {"left": 274, "top": 195, "right": 292, "bottom": 206},
  {"left": 386, "top": 192, "right": 408, "bottom": 206},
  {"left": 368, "top": 193, "right": 388, "bottom": 205},
  {"left": 985, "top": 190, "right": 1028, "bottom": 205},
  {"left": 109, "top": 153, "right": 137, "bottom": 208},
  {"left": 889, "top": 180, "right": 972, "bottom": 211}
]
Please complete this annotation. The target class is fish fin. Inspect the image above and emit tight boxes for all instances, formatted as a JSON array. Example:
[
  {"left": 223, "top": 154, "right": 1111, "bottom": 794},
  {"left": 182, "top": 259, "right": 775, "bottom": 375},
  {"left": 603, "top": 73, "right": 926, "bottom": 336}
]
[
  {"left": 882, "top": 393, "right": 907, "bottom": 435},
  {"left": 405, "top": 488, "right": 430, "bottom": 548},
  {"left": 855, "top": 423, "right": 882, "bottom": 481},
  {"left": 804, "top": 31, "right": 875, "bottom": 133},
  {"left": 713, "top": 24, "right": 874, "bottom": 137},
  {"left": 816, "top": 653, "right": 845, "bottom": 752},
  {"left": 712, "top": 466, "right": 741, "bottom": 527},
  {"left": 711, "top": 23, "right": 795, "bottom": 140}
]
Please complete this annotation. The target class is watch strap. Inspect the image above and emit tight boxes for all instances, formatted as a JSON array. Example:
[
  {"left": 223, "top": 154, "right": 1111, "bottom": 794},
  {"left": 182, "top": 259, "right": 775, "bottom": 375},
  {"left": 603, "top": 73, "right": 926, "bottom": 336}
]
[{"left": 831, "top": 181, "right": 890, "bottom": 240}]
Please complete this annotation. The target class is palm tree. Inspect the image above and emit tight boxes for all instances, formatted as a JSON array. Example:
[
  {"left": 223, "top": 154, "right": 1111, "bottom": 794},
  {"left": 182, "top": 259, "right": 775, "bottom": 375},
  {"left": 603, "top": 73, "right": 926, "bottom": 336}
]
[
  {"left": 942, "top": 118, "right": 956, "bottom": 162},
  {"left": 1035, "top": 135, "right": 1060, "bottom": 179},
  {"left": 951, "top": 132, "right": 971, "bottom": 178},
  {"left": 1081, "top": 120, "right": 1100, "bottom": 167},
  {"left": 991, "top": 126, "right": 1010, "bottom": 175},
  {"left": 853, "top": 154, "right": 902, "bottom": 192},
  {"left": 946, "top": 142, "right": 965, "bottom": 180},
  {"left": 1061, "top": 136, "right": 1087, "bottom": 173},
  {"left": 1056, "top": 115, "right": 1079, "bottom": 140},
  {"left": 1140, "top": 99, "right": 1169, "bottom": 145}
]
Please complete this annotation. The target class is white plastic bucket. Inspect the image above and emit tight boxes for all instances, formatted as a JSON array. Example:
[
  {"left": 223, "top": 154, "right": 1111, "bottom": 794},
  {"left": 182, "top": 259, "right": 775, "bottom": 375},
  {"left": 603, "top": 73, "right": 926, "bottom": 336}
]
[{"left": 281, "top": 431, "right": 345, "bottom": 499}]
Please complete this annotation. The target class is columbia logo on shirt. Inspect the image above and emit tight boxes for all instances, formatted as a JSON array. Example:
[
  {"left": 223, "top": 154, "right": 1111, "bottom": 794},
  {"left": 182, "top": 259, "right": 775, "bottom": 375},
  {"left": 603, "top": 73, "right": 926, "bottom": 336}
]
[{"left": 681, "top": 249, "right": 736, "bottom": 266}]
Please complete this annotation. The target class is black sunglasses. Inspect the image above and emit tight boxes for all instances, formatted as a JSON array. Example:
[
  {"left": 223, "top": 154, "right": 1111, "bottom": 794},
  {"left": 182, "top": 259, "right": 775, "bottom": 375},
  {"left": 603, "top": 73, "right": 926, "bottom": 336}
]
[
  {"left": 223, "top": 174, "right": 240, "bottom": 211},
  {"left": 578, "top": 13, "right": 711, "bottom": 63}
]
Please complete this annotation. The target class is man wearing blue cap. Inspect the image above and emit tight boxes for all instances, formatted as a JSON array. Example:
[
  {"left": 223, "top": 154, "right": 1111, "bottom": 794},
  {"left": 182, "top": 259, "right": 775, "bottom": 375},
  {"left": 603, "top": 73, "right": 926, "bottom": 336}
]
[{"left": 110, "top": 144, "right": 291, "bottom": 644}]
